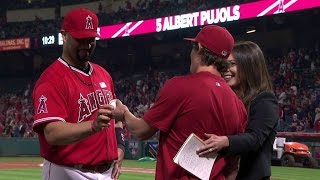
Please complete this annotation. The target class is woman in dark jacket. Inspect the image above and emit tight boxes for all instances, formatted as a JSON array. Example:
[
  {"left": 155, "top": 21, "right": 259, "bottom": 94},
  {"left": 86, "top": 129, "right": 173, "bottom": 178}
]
[{"left": 197, "top": 41, "right": 278, "bottom": 180}]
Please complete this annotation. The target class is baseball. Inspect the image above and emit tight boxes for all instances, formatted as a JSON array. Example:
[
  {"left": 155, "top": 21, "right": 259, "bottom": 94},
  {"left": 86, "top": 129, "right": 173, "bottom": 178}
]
[{"left": 109, "top": 99, "right": 117, "bottom": 109}]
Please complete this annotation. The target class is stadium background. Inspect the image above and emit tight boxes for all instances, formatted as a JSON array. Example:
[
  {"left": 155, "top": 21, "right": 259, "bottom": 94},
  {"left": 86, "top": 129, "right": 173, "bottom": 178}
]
[{"left": 0, "top": 0, "right": 320, "bottom": 178}]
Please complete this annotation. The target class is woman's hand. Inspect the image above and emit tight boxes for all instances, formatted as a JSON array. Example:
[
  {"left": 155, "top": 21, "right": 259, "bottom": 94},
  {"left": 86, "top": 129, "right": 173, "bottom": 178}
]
[{"left": 196, "top": 133, "right": 230, "bottom": 156}]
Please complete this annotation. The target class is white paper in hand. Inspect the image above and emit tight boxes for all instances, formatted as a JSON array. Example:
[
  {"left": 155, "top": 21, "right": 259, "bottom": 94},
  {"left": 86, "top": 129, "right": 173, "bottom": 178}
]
[{"left": 173, "top": 133, "right": 217, "bottom": 180}]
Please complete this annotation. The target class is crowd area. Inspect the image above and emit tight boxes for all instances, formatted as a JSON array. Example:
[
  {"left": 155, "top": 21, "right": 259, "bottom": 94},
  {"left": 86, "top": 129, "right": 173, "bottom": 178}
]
[
  {"left": 270, "top": 48, "right": 320, "bottom": 132},
  {"left": 0, "top": 0, "right": 255, "bottom": 39},
  {"left": 0, "top": 46, "right": 320, "bottom": 138}
]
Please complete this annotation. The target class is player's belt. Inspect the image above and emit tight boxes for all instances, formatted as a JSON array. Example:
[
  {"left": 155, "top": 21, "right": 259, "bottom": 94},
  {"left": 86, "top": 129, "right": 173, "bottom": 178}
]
[{"left": 73, "top": 161, "right": 114, "bottom": 173}]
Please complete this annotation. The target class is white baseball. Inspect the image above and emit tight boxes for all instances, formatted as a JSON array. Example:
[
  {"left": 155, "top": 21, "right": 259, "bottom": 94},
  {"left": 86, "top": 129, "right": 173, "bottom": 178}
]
[{"left": 109, "top": 99, "right": 117, "bottom": 109}]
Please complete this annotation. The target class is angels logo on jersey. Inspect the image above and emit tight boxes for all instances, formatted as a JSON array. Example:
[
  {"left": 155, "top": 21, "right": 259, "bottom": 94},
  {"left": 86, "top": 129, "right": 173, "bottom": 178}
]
[
  {"left": 37, "top": 95, "right": 48, "bottom": 114},
  {"left": 78, "top": 89, "right": 113, "bottom": 122}
]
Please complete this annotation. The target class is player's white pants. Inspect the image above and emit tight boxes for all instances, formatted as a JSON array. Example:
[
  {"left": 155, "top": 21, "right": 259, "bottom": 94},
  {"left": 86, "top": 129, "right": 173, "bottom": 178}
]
[{"left": 42, "top": 159, "right": 114, "bottom": 180}]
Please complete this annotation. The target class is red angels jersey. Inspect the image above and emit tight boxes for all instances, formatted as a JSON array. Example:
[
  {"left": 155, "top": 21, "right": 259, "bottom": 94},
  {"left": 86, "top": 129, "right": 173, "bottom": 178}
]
[{"left": 32, "top": 58, "right": 118, "bottom": 166}]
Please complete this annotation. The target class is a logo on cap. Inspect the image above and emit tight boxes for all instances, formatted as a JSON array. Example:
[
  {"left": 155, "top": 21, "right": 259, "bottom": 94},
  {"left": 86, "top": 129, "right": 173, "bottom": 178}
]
[
  {"left": 85, "top": 15, "right": 94, "bottom": 30},
  {"left": 221, "top": 50, "right": 228, "bottom": 57}
]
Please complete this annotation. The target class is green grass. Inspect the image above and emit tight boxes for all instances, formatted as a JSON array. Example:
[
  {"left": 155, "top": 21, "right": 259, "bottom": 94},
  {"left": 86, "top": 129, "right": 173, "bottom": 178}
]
[
  {"left": 0, "top": 157, "right": 43, "bottom": 162},
  {"left": 1, "top": 157, "right": 320, "bottom": 180},
  {"left": 0, "top": 157, "right": 156, "bottom": 180},
  {"left": 0, "top": 169, "right": 41, "bottom": 180},
  {"left": 271, "top": 166, "right": 320, "bottom": 180},
  {"left": 0, "top": 169, "right": 154, "bottom": 180},
  {"left": 0, "top": 156, "right": 156, "bottom": 168},
  {"left": 120, "top": 172, "right": 154, "bottom": 180},
  {"left": 122, "top": 160, "right": 156, "bottom": 169}
]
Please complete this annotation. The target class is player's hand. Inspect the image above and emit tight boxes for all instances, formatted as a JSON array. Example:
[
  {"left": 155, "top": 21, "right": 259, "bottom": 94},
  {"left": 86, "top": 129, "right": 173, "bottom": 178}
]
[
  {"left": 112, "top": 148, "right": 125, "bottom": 180},
  {"left": 196, "top": 133, "right": 229, "bottom": 156},
  {"left": 112, "top": 99, "right": 129, "bottom": 122},
  {"left": 92, "top": 104, "right": 115, "bottom": 132}
]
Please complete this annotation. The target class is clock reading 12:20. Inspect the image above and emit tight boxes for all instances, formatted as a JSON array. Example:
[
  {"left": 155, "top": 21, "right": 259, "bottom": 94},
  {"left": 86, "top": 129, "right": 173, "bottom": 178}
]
[{"left": 41, "top": 35, "right": 56, "bottom": 46}]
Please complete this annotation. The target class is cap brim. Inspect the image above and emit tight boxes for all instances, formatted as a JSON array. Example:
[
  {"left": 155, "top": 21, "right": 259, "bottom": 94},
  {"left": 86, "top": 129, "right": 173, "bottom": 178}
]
[
  {"left": 183, "top": 38, "right": 197, "bottom": 42},
  {"left": 69, "top": 31, "right": 100, "bottom": 39}
]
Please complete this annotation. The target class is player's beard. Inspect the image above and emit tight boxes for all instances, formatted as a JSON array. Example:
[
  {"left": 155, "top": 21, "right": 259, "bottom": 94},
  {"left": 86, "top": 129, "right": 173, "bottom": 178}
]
[{"left": 77, "top": 49, "right": 93, "bottom": 62}]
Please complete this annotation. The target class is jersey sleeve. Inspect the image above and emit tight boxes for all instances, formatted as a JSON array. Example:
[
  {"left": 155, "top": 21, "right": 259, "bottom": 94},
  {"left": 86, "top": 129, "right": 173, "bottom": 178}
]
[
  {"left": 32, "top": 81, "right": 68, "bottom": 133},
  {"left": 143, "top": 77, "right": 183, "bottom": 133}
]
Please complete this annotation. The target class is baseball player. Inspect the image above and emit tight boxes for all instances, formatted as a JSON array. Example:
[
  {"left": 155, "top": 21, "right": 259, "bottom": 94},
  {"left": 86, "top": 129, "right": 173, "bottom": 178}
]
[
  {"left": 111, "top": 25, "right": 248, "bottom": 180},
  {"left": 32, "top": 8, "right": 124, "bottom": 180}
]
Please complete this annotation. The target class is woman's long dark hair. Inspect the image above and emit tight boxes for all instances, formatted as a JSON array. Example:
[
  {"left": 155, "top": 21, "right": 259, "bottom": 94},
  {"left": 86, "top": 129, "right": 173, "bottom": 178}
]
[{"left": 231, "top": 41, "right": 273, "bottom": 111}]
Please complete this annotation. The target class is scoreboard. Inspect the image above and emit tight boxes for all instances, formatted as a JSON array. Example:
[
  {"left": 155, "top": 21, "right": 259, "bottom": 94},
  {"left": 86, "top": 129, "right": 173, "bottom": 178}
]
[
  {"left": 40, "top": 32, "right": 99, "bottom": 47},
  {"left": 1, "top": 0, "right": 318, "bottom": 51},
  {"left": 40, "top": 33, "right": 63, "bottom": 47},
  {"left": 41, "top": 34, "right": 55, "bottom": 46}
]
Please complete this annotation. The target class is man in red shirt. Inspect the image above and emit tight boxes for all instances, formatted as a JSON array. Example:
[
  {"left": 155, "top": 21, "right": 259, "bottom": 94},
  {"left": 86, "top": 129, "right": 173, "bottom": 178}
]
[
  {"left": 32, "top": 8, "right": 124, "bottom": 180},
  {"left": 112, "top": 25, "right": 247, "bottom": 179}
]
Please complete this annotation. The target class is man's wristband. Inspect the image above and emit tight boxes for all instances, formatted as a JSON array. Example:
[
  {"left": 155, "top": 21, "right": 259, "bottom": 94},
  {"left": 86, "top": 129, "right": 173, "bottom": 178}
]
[{"left": 115, "top": 127, "right": 125, "bottom": 152}]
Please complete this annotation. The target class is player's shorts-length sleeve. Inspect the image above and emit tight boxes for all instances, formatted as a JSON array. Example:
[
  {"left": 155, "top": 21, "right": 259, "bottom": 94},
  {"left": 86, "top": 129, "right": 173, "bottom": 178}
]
[
  {"left": 32, "top": 81, "right": 68, "bottom": 133},
  {"left": 143, "top": 78, "right": 184, "bottom": 133}
]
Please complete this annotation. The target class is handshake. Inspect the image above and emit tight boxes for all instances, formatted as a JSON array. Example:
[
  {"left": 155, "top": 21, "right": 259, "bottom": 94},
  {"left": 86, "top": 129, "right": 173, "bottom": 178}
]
[
  {"left": 91, "top": 99, "right": 129, "bottom": 132},
  {"left": 109, "top": 99, "right": 129, "bottom": 122}
]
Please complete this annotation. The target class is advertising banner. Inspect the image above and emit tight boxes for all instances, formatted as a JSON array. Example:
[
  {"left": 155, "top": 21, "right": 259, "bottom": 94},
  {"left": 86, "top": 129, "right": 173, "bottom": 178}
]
[{"left": 0, "top": 38, "right": 31, "bottom": 51}]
